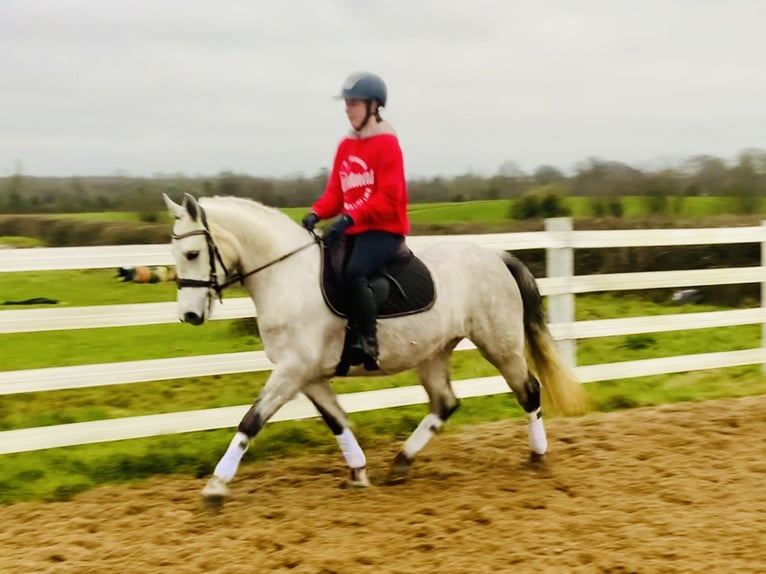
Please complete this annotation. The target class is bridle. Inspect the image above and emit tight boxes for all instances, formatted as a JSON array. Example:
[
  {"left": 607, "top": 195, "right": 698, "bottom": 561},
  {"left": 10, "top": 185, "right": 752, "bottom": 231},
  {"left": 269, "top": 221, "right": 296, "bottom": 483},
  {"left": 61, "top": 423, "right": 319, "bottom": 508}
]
[{"left": 171, "top": 207, "right": 319, "bottom": 301}]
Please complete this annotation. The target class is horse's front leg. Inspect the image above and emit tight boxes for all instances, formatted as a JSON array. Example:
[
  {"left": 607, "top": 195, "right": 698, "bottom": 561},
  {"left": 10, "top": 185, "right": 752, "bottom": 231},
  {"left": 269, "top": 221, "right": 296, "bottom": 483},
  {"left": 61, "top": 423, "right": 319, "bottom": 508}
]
[
  {"left": 201, "top": 366, "right": 304, "bottom": 503},
  {"left": 303, "top": 379, "right": 370, "bottom": 488}
]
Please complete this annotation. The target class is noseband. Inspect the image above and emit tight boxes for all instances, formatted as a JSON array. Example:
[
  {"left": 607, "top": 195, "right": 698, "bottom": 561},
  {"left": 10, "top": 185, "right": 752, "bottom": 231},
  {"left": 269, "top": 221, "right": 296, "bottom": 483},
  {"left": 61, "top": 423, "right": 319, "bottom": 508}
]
[{"left": 171, "top": 207, "right": 318, "bottom": 301}]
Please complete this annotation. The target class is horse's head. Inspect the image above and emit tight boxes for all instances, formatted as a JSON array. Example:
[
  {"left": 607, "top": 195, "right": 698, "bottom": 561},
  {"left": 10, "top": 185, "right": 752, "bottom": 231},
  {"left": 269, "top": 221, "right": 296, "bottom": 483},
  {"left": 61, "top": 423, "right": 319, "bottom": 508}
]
[{"left": 164, "top": 193, "right": 232, "bottom": 326}]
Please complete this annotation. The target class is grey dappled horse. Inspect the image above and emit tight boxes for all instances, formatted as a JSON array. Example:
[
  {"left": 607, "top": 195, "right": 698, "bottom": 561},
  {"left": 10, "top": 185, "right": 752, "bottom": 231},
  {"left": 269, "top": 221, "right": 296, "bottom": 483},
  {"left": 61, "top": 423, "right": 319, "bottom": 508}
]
[{"left": 163, "top": 194, "right": 585, "bottom": 506}]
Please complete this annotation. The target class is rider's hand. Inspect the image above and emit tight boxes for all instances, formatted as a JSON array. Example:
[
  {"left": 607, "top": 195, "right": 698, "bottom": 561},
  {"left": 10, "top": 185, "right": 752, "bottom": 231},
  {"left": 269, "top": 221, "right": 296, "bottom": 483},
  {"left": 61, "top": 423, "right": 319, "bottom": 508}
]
[
  {"left": 322, "top": 214, "right": 354, "bottom": 248},
  {"left": 301, "top": 212, "right": 319, "bottom": 232}
]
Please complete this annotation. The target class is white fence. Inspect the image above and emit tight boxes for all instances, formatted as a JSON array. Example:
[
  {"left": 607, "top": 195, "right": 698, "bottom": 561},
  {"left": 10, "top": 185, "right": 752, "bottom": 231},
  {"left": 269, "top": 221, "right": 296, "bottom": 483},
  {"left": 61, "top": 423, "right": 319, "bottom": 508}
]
[{"left": 2, "top": 218, "right": 765, "bottom": 455}]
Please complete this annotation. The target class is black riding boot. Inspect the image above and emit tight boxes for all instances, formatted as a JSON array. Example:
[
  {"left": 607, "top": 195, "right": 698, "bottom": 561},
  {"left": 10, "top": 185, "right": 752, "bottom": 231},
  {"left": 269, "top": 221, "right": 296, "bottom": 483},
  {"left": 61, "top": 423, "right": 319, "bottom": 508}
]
[{"left": 347, "top": 281, "right": 380, "bottom": 370}]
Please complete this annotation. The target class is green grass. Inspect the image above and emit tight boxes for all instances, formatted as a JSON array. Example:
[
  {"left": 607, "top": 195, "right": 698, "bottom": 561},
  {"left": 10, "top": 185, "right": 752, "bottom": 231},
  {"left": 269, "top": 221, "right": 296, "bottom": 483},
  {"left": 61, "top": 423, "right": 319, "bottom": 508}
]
[
  {"left": 2, "top": 363, "right": 764, "bottom": 504},
  {"left": 51, "top": 211, "right": 144, "bottom": 222},
  {"left": 45, "top": 196, "right": 766, "bottom": 228},
  {"left": 0, "top": 236, "right": 45, "bottom": 248},
  {"left": 283, "top": 201, "right": 513, "bottom": 225},
  {"left": 0, "top": 321, "right": 263, "bottom": 371},
  {"left": 3, "top": 204, "right": 766, "bottom": 503},
  {"left": 564, "top": 196, "right": 764, "bottom": 219},
  {"left": 0, "top": 269, "right": 177, "bottom": 308},
  {"left": 0, "top": 348, "right": 497, "bottom": 430},
  {"left": 266, "top": 196, "right": 762, "bottom": 225},
  {"left": 265, "top": 196, "right": 766, "bottom": 223},
  {"left": 406, "top": 201, "right": 512, "bottom": 224},
  {"left": 0, "top": 399, "right": 526, "bottom": 503},
  {"left": 2, "top": 284, "right": 765, "bottom": 503}
]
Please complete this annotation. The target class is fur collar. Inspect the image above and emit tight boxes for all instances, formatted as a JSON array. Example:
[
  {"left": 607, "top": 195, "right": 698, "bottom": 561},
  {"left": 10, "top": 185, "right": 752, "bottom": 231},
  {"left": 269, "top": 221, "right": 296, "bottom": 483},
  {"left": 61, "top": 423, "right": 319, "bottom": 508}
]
[{"left": 348, "top": 120, "right": 397, "bottom": 140}]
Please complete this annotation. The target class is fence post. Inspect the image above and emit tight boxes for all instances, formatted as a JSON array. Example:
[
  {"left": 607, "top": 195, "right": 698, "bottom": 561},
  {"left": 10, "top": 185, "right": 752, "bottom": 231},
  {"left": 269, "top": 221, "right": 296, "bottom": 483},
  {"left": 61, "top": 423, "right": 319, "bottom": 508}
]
[
  {"left": 762, "top": 221, "right": 766, "bottom": 375},
  {"left": 545, "top": 217, "right": 576, "bottom": 367}
]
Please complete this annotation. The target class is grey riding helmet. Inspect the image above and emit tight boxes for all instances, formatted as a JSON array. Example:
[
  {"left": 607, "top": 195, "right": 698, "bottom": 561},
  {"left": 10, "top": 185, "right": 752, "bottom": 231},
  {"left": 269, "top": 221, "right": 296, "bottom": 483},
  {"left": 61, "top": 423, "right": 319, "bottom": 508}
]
[{"left": 336, "top": 72, "right": 387, "bottom": 107}]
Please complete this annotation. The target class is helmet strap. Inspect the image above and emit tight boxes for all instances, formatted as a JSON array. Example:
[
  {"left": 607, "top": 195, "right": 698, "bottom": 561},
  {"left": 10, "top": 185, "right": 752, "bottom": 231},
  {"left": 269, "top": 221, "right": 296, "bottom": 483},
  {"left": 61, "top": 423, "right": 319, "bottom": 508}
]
[{"left": 362, "top": 100, "right": 382, "bottom": 129}]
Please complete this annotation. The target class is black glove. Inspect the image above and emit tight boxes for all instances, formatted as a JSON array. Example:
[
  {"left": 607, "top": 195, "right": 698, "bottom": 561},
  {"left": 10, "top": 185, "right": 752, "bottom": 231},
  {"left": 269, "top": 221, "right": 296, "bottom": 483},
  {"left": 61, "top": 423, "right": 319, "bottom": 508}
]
[
  {"left": 301, "top": 212, "right": 319, "bottom": 232},
  {"left": 322, "top": 214, "right": 354, "bottom": 248}
]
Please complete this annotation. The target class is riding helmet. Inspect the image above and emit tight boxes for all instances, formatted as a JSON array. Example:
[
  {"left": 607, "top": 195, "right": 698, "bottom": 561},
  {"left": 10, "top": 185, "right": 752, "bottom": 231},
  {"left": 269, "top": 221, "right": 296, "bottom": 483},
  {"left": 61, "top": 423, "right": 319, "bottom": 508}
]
[{"left": 336, "top": 72, "right": 387, "bottom": 107}]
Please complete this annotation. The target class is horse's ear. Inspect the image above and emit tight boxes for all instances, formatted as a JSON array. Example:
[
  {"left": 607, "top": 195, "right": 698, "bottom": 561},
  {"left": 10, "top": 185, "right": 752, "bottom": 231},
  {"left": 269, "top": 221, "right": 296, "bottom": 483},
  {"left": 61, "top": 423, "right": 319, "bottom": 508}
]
[
  {"left": 163, "top": 193, "right": 185, "bottom": 220},
  {"left": 182, "top": 193, "right": 200, "bottom": 222}
]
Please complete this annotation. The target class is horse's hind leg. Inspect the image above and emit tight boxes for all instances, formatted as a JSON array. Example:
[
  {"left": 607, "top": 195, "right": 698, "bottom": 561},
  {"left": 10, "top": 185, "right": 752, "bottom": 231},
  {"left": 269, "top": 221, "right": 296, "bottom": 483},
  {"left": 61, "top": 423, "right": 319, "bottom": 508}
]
[
  {"left": 478, "top": 342, "right": 548, "bottom": 461},
  {"left": 518, "top": 372, "right": 548, "bottom": 462},
  {"left": 303, "top": 380, "right": 370, "bottom": 487},
  {"left": 389, "top": 345, "right": 460, "bottom": 481}
]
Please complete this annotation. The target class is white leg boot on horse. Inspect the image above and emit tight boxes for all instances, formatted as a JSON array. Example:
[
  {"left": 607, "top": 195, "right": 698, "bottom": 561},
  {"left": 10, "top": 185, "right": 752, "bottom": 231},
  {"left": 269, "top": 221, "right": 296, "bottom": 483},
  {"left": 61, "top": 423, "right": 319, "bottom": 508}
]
[
  {"left": 471, "top": 320, "right": 551, "bottom": 465},
  {"left": 522, "top": 375, "right": 548, "bottom": 463},
  {"left": 303, "top": 380, "right": 370, "bottom": 487},
  {"left": 335, "top": 429, "right": 369, "bottom": 487},
  {"left": 201, "top": 366, "right": 305, "bottom": 506},
  {"left": 388, "top": 345, "right": 460, "bottom": 482},
  {"left": 202, "top": 431, "right": 250, "bottom": 498},
  {"left": 472, "top": 252, "right": 586, "bottom": 464}
]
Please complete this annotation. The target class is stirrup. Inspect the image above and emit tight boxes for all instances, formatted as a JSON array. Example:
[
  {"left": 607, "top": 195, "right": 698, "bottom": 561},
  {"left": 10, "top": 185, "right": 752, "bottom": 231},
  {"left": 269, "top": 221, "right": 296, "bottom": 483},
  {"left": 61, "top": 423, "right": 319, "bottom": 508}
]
[
  {"left": 363, "top": 355, "right": 380, "bottom": 371},
  {"left": 350, "top": 337, "right": 379, "bottom": 371}
]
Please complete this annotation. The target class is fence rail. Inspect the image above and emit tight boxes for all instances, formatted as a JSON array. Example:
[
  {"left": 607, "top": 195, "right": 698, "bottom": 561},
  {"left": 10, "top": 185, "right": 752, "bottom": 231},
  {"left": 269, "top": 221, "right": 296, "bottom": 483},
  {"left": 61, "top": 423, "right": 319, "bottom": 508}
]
[
  {"left": 2, "top": 218, "right": 765, "bottom": 454},
  {"left": 3, "top": 269, "right": 765, "bottom": 333},
  {"left": 3, "top": 225, "right": 765, "bottom": 273}
]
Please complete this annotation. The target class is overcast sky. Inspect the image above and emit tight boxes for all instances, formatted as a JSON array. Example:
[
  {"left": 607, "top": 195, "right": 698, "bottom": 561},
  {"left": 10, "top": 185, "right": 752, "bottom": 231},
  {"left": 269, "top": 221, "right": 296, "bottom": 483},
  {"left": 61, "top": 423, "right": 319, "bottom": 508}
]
[{"left": 1, "top": 0, "right": 764, "bottom": 179}]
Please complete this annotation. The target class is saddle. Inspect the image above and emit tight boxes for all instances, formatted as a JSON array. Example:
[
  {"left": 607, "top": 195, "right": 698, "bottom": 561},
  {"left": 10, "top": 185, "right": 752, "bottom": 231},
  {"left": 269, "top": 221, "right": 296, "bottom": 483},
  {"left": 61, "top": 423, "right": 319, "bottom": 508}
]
[{"left": 319, "top": 237, "right": 436, "bottom": 320}]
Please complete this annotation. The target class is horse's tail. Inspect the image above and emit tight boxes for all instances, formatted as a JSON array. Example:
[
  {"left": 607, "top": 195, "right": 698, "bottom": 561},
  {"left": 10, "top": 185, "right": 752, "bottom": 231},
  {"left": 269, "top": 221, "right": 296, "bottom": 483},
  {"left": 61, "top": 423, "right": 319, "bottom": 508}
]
[{"left": 500, "top": 252, "right": 587, "bottom": 416}]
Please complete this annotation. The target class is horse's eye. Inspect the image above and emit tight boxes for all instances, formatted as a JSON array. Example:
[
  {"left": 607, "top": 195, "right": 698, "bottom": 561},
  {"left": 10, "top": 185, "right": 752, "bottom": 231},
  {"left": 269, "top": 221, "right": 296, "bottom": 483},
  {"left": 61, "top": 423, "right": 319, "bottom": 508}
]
[{"left": 186, "top": 251, "right": 200, "bottom": 261}]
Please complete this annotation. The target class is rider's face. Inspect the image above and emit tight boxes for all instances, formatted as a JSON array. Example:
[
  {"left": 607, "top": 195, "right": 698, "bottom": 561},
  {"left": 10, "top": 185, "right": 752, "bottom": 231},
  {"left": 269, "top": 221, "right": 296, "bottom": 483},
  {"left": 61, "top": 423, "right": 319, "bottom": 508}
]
[{"left": 345, "top": 98, "right": 373, "bottom": 130}]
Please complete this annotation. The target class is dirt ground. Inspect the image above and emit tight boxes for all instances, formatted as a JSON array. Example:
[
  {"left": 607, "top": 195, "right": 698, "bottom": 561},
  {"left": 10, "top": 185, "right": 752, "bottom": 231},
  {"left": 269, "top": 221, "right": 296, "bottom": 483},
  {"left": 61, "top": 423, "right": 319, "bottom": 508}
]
[{"left": 1, "top": 395, "right": 764, "bottom": 574}]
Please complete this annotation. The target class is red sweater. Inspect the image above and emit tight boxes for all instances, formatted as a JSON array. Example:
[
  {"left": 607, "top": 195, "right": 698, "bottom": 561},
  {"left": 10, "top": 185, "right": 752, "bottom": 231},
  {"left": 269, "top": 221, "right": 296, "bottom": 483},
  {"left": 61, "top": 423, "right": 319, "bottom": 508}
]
[{"left": 312, "top": 122, "right": 410, "bottom": 236}]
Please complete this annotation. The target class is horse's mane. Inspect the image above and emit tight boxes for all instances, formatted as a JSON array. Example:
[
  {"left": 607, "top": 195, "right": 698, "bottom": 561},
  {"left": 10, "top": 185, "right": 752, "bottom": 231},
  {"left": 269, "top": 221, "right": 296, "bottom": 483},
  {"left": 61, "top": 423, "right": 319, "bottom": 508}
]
[
  {"left": 200, "top": 195, "right": 302, "bottom": 230},
  {"left": 200, "top": 195, "right": 289, "bottom": 220},
  {"left": 198, "top": 195, "right": 305, "bottom": 255}
]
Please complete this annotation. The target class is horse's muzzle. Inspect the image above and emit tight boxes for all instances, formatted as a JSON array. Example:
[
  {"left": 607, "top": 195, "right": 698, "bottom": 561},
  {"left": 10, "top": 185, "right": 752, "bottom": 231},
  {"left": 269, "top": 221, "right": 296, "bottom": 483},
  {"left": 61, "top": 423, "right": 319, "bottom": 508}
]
[{"left": 183, "top": 311, "right": 204, "bottom": 326}]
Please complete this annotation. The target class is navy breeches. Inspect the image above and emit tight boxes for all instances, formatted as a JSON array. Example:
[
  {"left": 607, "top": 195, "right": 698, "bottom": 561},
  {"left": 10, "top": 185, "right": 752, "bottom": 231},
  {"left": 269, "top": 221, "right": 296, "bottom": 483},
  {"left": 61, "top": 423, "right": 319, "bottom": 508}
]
[{"left": 343, "top": 231, "right": 404, "bottom": 284}]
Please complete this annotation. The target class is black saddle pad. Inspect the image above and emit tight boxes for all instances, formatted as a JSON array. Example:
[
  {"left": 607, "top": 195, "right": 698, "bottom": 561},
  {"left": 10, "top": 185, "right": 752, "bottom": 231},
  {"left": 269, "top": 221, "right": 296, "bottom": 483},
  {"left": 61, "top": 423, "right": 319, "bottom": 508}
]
[{"left": 320, "top": 239, "right": 436, "bottom": 319}]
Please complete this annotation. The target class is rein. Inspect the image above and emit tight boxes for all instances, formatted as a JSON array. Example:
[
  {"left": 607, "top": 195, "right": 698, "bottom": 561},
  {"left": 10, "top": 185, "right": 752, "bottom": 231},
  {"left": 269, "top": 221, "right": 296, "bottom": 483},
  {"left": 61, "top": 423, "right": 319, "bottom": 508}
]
[
  {"left": 171, "top": 210, "right": 319, "bottom": 301},
  {"left": 228, "top": 238, "right": 318, "bottom": 286}
]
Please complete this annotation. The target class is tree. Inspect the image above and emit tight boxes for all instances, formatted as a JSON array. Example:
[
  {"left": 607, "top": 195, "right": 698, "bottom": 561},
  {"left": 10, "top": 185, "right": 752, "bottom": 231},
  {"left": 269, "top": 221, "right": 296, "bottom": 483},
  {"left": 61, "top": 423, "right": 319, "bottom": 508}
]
[
  {"left": 509, "top": 186, "right": 569, "bottom": 220},
  {"left": 4, "top": 161, "right": 26, "bottom": 212},
  {"left": 533, "top": 164, "right": 565, "bottom": 186},
  {"left": 572, "top": 158, "right": 643, "bottom": 198},
  {"left": 727, "top": 151, "right": 763, "bottom": 214},
  {"left": 497, "top": 160, "right": 525, "bottom": 179},
  {"left": 684, "top": 155, "right": 729, "bottom": 196}
]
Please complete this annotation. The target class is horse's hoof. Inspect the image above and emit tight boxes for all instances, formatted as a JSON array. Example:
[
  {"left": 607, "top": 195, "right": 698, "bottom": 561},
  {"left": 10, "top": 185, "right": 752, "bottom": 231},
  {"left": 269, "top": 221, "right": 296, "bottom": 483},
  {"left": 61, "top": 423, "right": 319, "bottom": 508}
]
[
  {"left": 201, "top": 476, "right": 230, "bottom": 499},
  {"left": 387, "top": 451, "right": 412, "bottom": 483},
  {"left": 350, "top": 467, "right": 371, "bottom": 488},
  {"left": 527, "top": 451, "right": 547, "bottom": 468},
  {"left": 202, "top": 494, "right": 225, "bottom": 513}
]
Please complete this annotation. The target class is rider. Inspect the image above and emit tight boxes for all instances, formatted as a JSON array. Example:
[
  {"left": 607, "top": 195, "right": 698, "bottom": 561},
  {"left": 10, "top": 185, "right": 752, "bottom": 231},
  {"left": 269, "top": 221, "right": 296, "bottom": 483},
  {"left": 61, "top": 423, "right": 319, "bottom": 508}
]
[{"left": 302, "top": 71, "right": 410, "bottom": 368}]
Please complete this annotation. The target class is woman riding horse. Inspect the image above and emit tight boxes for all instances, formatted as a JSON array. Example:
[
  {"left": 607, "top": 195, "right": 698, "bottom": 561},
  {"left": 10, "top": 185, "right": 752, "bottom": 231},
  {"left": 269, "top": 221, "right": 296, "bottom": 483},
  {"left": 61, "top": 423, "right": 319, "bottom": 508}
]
[
  {"left": 302, "top": 71, "right": 410, "bottom": 370},
  {"left": 163, "top": 74, "right": 586, "bottom": 505}
]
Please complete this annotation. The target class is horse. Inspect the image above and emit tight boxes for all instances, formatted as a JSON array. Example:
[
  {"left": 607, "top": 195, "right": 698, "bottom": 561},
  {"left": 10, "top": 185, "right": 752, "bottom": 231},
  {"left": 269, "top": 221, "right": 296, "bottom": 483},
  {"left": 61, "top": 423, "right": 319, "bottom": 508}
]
[{"left": 163, "top": 193, "right": 586, "bottom": 506}]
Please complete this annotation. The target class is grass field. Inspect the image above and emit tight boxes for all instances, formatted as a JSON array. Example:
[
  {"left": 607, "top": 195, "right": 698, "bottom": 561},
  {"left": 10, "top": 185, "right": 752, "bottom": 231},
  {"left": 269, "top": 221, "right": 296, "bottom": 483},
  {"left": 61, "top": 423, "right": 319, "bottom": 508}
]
[
  {"left": 2, "top": 202, "right": 766, "bottom": 504},
  {"left": 0, "top": 236, "right": 45, "bottom": 248},
  {"left": 51, "top": 211, "right": 144, "bottom": 222},
  {"left": 55, "top": 195, "right": 766, "bottom": 228},
  {"left": 2, "top": 265, "right": 766, "bottom": 503},
  {"left": 297, "top": 195, "right": 765, "bottom": 222},
  {"left": 267, "top": 196, "right": 761, "bottom": 224}
]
